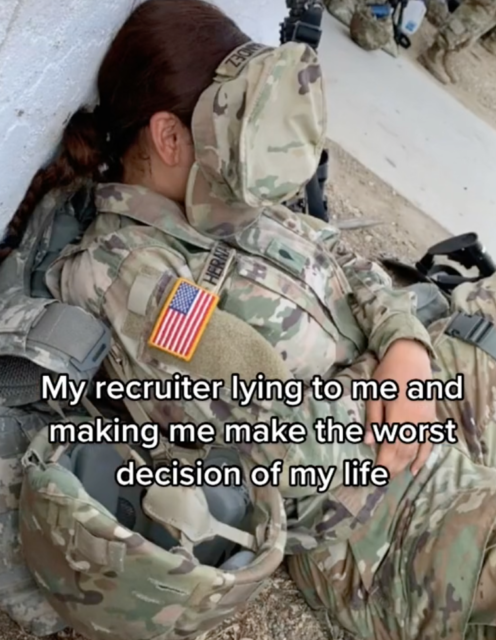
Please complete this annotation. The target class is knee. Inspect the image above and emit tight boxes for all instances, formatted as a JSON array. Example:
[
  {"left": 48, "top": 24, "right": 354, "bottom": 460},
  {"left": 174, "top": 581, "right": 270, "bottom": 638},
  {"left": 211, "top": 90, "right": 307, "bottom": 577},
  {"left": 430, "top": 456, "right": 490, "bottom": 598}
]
[{"left": 451, "top": 273, "right": 496, "bottom": 321}]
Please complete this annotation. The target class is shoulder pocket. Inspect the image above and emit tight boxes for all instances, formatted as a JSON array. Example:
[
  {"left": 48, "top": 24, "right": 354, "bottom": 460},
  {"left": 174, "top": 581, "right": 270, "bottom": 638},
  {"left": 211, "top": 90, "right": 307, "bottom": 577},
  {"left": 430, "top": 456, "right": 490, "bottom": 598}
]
[
  {"left": 232, "top": 255, "right": 339, "bottom": 340},
  {"left": 264, "top": 238, "right": 366, "bottom": 353}
]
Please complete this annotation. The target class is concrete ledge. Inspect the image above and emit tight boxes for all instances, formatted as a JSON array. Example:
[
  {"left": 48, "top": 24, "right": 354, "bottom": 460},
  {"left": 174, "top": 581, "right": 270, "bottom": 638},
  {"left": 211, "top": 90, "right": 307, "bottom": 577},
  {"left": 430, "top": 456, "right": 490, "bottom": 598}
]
[{"left": 0, "top": 0, "right": 285, "bottom": 233}]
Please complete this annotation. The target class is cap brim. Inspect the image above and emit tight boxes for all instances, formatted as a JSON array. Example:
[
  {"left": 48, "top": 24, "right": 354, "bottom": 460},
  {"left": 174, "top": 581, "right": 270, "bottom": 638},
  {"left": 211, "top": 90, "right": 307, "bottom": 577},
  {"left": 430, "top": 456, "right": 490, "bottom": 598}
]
[{"left": 185, "top": 162, "right": 262, "bottom": 239}]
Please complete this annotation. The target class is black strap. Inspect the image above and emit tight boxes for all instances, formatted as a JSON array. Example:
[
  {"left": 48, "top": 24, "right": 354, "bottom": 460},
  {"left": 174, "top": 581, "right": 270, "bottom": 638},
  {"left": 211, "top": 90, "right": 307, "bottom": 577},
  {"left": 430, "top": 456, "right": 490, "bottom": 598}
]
[
  {"left": 390, "top": 0, "right": 411, "bottom": 48},
  {"left": 444, "top": 312, "right": 496, "bottom": 361},
  {"left": 305, "top": 170, "right": 328, "bottom": 221}
]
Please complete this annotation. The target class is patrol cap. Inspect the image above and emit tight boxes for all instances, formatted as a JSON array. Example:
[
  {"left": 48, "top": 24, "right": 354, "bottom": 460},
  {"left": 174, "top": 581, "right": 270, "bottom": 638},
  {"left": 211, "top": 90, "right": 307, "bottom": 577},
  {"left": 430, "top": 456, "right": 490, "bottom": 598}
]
[{"left": 185, "top": 40, "right": 327, "bottom": 239}]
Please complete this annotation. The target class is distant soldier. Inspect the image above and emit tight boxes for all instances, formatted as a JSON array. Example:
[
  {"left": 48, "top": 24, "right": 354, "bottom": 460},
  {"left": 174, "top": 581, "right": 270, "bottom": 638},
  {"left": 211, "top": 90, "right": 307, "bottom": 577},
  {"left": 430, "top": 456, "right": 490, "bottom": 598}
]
[
  {"left": 424, "top": 0, "right": 451, "bottom": 28},
  {"left": 419, "top": 0, "right": 496, "bottom": 84}
]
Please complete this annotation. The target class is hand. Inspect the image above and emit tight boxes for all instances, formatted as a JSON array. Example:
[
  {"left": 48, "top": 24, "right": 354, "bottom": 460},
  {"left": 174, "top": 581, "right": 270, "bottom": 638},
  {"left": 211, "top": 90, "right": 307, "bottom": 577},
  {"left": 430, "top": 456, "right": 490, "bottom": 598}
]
[{"left": 364, "top": 339, "right": 436, "bottom": 478}]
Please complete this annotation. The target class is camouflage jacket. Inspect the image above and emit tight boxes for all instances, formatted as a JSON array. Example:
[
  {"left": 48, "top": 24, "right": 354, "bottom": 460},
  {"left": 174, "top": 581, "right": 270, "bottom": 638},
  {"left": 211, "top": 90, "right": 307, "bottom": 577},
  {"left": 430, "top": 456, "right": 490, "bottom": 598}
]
[{"left": 45, "top": 183, "right": 435, "bottom": 540}]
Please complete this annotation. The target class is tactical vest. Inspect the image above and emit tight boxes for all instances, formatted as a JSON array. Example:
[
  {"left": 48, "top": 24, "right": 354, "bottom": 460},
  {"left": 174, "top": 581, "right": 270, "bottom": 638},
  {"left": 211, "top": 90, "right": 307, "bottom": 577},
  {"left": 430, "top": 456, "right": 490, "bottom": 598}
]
[
  {"left": 91, "top": 182, "right": 370, "bottom": 368},
  {"left": 77, "top": 181, "right": 451, "bottom": 389}
]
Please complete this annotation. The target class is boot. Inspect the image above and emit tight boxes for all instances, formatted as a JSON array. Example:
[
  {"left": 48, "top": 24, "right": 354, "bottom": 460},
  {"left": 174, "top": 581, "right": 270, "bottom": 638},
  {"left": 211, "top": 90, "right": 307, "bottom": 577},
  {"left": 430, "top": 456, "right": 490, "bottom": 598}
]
[
  {"left": 443, "top": 51, "right": 460, "bottom": 83},
  {"left": 481, "top": 36, "right": 496, "bottom": 56},
  {"left": 418, "top": 41, "right": 451, "bottom": 84}
]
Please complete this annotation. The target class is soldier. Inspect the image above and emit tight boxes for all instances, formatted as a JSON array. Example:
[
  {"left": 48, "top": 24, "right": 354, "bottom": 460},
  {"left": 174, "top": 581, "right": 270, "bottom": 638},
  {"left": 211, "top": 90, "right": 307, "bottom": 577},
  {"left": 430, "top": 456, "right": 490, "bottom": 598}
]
[
  {"left": 4, "top": 0, "right": 496, "bottom": 638},
  {"left": 419, "top": 0, "right": 496, "bottom": 83}
]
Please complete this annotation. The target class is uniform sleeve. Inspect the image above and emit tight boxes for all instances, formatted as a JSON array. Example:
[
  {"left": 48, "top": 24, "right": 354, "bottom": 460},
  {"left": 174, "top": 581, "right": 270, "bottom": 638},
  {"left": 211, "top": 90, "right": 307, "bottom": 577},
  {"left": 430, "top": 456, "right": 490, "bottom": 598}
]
[
  {"left": 334, "top": 242, "right": 436, "bottom": 360},
  {"left": 303, "top": 215, "right": 436, "bottom": 361}
]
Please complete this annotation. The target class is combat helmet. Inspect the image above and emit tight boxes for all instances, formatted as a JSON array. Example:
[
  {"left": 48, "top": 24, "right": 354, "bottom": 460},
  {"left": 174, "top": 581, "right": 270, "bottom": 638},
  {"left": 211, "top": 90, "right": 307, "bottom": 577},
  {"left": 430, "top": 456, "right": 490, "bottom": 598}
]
[{"left": 350, "top": 4, "right": 393, "bottom": 50}]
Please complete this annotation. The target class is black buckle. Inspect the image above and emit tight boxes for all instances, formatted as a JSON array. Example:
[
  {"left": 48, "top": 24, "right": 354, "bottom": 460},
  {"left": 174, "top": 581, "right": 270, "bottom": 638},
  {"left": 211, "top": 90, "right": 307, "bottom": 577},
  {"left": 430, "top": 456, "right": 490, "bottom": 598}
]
[
  {"left": 444, "top": 312, "right": 494, "bottom": 346},
  {"left": 289, "top": 21, "right": 322, "bottom": 48}
]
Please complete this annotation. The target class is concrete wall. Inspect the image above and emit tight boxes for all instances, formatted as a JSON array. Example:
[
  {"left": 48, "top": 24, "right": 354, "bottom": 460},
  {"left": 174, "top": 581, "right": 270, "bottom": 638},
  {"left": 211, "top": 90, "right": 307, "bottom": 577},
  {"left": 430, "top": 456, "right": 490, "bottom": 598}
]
[{"left": 0, "top": 0, "right": 285, "bottom": 236}]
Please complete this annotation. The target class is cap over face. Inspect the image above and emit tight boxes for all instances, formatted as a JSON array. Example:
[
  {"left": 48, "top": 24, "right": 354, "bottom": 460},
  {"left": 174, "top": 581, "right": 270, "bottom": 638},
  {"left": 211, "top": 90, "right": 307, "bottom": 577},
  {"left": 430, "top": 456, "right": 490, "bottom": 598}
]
[{"left": 185, "top": 40, "right": 328, "bottom": 239}]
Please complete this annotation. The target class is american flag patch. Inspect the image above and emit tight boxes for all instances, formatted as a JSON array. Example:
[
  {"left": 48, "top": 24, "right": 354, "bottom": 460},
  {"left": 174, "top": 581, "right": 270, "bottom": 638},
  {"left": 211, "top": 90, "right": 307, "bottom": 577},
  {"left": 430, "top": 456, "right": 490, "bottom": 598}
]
[{"left": 148, "top": 278, "right": 219, "bottom": 361}]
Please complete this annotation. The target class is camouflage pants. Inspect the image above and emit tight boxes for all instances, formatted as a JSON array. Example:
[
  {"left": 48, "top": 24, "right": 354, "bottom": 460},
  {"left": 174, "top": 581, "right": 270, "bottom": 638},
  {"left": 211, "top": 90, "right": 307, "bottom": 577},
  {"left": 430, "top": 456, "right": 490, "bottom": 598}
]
[
  {"left": 288, "top": 273, "right": 496, "bottom": 639},
  {"left": 435, "top": 0, "right": 496, "bottom": 51}
]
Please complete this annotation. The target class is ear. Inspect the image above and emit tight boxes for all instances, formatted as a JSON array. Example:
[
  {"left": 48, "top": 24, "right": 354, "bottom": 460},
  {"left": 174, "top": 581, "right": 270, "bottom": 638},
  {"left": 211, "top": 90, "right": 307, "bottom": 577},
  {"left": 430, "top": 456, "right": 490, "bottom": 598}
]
[{"left": 148, "top": 112, "right": 181, "bottom": 167}]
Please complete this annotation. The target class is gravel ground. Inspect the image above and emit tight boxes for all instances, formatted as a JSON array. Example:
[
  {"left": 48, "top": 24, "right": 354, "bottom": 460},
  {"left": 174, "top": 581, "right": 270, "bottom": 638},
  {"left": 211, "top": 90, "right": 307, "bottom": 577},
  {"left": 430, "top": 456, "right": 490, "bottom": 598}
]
[
  {"left": 1, "top": 14, "right": 494, "bottom": 640},
  {"left": 325, "top": 139, "right": 448, "bottom": 265}
]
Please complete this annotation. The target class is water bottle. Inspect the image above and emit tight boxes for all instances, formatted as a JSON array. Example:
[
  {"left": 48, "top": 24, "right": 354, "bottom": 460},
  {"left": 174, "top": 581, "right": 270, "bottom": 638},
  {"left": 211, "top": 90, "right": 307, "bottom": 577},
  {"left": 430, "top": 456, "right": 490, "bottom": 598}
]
[{"left": 400, "top": 0, "right": 427, "bottom": 35}]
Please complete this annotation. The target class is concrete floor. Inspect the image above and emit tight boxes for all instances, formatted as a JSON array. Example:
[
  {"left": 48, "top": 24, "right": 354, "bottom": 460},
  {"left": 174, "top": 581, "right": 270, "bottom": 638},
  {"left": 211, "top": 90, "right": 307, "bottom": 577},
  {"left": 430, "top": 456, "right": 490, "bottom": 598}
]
[{"left": 320, "top": 14, "right": 496, "bottom": 255}]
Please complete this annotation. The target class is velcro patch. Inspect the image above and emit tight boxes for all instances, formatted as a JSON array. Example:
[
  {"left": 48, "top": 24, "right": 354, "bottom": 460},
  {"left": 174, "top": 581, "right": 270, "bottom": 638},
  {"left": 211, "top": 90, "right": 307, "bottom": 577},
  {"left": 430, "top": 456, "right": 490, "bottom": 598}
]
[{"left": 148, "top": 278, "right": 219, "bottom": 362}]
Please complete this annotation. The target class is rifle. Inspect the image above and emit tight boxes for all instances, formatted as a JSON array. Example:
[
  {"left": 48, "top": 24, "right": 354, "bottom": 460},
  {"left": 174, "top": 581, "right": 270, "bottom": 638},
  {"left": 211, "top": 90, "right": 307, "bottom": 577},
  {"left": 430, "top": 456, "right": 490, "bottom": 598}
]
[
  {"left": 382, "top": 233, "right": 496, "bottom": 296},
  {"left": 279, "top": 0, "right": 330, "bottom": 222}
]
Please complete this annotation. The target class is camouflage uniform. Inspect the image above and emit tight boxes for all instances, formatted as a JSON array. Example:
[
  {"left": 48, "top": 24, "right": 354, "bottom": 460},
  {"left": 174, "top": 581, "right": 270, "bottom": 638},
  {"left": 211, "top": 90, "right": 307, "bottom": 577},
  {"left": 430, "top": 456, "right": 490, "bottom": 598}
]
[
  {"left": 289, "top": 275, "right": 496, "bottom": 638},
  {"left": 425, "top": 0, "right": 451, "bottom": 28},
  {"left": 420, "top": 0, "right": 496, "bottom": 83},
  {"left": 42, "top": 38, "right": 496, "bottom": 640}
]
